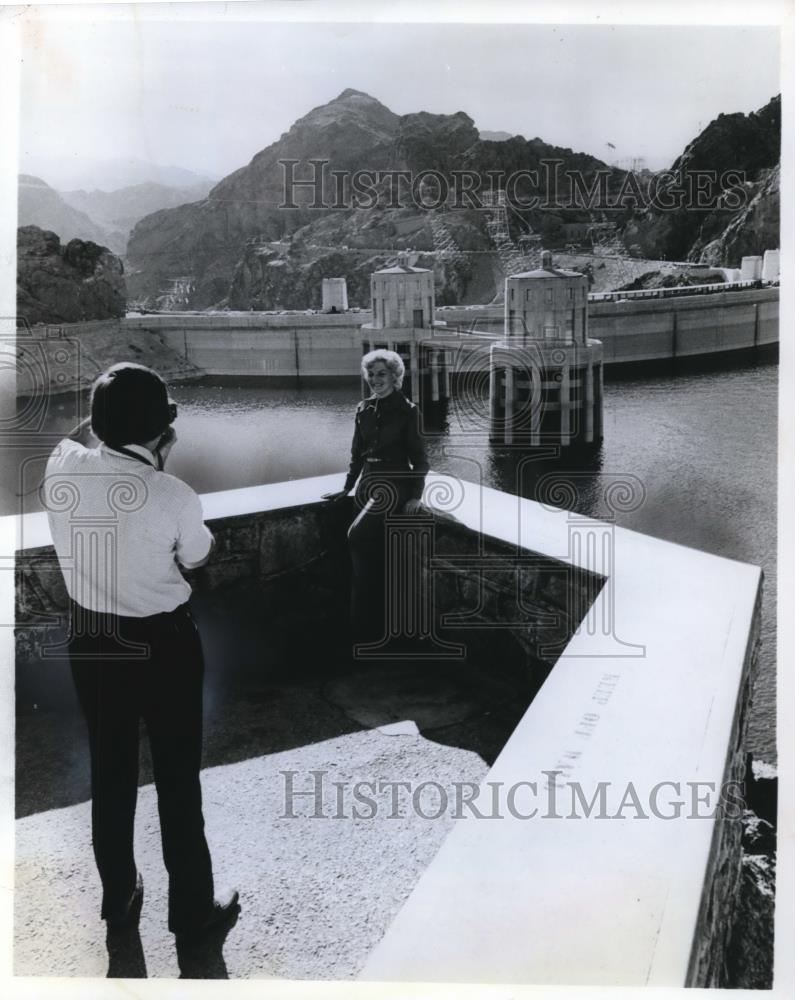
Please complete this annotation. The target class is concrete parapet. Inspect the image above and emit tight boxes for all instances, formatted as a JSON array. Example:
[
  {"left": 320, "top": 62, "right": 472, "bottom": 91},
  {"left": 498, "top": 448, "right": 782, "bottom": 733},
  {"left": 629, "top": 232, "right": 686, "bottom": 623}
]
[
  {"left": 16, "top": 283, "right": 779, "bottom": 400},
  {"left": 588, "top": 286, "right": 779, "bottom": 363},
  {"left": 358, "top": 474, "right": 763, "bottom": 987},
  {"left": 12, "top": 472, "right": 763, "bottom": 985}
]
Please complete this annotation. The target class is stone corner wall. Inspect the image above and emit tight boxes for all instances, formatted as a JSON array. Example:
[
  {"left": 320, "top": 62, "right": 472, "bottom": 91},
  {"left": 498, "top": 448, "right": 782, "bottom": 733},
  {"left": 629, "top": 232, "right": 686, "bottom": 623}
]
[
  {"left": 426, "top": 516, "right": 605, "bottom": 698},
  {"left": 15, "top": 499, "right": 353, "bottom": 663},
  {"left": 686, "top": 575, "right": 765, "bottom": 987},
  {"left": 15, "top": 497, "right": 603, "bottom": 698}
]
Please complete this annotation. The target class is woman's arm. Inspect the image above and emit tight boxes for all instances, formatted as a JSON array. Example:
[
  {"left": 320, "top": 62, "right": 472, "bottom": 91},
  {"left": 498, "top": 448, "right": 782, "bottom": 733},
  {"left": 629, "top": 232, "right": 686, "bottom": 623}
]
[
  {"left": 323, "top": 410, "right": 364, "bottom": 501},
  {"left": 342, "top": 412, "right": 365, "bottom": 494},
  {"left": 404, "top": 405, "right": 429, "bottom": 509}
]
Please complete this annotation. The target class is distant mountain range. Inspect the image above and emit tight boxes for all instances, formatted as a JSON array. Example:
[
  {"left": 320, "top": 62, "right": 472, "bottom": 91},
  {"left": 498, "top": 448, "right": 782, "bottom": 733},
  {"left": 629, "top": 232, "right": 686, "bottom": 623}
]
[
  {"left": 18, "top": 175, "right": 123, "bottom": 251},
  {"left": 17, "top": 175, "right": 216, "bottom": 255},
  {"left": 19, "top": 155, "right": 216, "bottom": 194},
  {"left": 61, "top": 180, "right": 215, "bottom": 244}
]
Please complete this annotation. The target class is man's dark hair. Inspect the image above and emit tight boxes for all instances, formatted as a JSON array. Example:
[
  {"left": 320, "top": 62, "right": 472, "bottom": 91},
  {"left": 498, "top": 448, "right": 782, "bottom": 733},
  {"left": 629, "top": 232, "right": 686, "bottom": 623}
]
[{"left": 90, "top": 363, "right": 171, "bottom": 446}]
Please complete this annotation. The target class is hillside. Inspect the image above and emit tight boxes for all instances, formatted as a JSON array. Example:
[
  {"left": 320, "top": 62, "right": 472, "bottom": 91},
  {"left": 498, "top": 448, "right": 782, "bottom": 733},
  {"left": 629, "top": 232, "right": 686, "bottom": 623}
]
[
  {"left": 126, "top": 88, "right": 616, "bottom": 310},
  {"left": 125, "top": 89, "right": 780, "bottom": 311},
  {"left": 18, "top": 175, "right": 124, "bottom": 253},
  {"left": 621, "top": 95, "right": 780, "bottom": 263},
  {"left": 61, "top": 179, "right": 216, "bottom": 247},
  {"left": 17, "top": 225, "right": 126, "bottom": 325}
]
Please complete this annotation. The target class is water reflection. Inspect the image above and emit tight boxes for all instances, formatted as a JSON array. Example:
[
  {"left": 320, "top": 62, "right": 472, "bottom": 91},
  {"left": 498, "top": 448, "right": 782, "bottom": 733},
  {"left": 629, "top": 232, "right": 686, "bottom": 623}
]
[{"left": 487, "top": 444, "right": 606, "bottom": 516}]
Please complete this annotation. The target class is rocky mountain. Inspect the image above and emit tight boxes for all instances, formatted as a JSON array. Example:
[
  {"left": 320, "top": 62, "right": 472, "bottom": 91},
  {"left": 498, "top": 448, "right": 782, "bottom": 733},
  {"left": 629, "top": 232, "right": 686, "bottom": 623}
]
[
  {"left": 61, "top": 180, "right": 215, "bottom": 250},
  {"left": 17, "top": 225, "right": 126, "bottom": 325},
  {"left": 621, "top": 95, "right": 780, "bottom": 263},
  {"left": 697, "top": 164, "right": 780, "bottom": 267},
  {"left": 126, "top": 88, "right": 615, "bottom": 310},
  {"left": 126, "top": 89, "right": 778, "bottom": 311},
  {"left": 616, "top": 269, "right": 726, "bottom": 292},
  {"left": 18, "top": 175, "right": 124, "bottom": 253}
]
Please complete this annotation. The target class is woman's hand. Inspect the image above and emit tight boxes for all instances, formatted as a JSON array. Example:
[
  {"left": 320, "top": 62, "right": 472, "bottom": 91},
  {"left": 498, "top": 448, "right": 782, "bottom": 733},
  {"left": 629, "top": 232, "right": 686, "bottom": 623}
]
[
  {"left": 322, "top": 490, "right": 349, "bottom": 503},
  {"left": 403, "top": 498, "right": 423, "bottom": 514}
]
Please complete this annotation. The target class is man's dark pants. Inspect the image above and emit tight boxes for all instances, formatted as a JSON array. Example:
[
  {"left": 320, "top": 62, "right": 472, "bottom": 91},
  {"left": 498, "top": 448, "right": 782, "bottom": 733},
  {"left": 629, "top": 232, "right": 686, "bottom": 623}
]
[{"left": 69, "top": 601, "right": 215, "bottom": 934}]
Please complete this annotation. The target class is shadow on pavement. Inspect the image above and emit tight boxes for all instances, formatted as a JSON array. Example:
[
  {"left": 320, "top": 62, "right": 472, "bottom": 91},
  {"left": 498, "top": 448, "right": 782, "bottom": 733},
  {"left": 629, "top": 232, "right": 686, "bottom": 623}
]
[{"left": 17, "top": 586, "right": 529, "bottom": 817}]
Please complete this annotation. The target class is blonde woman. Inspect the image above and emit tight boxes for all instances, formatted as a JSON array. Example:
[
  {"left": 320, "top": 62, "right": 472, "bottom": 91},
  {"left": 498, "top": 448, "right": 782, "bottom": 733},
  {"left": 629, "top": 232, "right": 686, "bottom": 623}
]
[{"left": 324, "top": 349, "right": 429, "bottom": 642}]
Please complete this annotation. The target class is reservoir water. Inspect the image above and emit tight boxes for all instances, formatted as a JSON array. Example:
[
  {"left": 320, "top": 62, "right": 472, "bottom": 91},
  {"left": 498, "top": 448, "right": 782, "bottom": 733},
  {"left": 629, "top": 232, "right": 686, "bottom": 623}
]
[{"left": 18, "top": 358, "right": 778, "bottom": 764}]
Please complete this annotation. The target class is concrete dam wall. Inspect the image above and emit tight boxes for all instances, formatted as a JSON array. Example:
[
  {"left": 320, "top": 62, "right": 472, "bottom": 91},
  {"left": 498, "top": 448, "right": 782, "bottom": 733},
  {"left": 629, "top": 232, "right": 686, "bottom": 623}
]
[
  {"left": 127, "top": 285, "right": 780, "bottom": 377},
  {"left": 128, "top": 311, "right": 362, "bottom": 380},
  {"left": 17, "top": 285, "right": 778, "bottom": 394},
  {"left": 590, "top": 286, "right": 778, "bottom": 364}
]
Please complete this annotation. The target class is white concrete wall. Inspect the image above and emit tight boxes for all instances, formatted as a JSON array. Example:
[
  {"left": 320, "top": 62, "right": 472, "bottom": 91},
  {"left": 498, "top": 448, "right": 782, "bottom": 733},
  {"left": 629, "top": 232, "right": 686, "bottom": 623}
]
[
  {"left": 11, "top": 472, "right": 763, "bottom": 985},
  {"left": 139, "top": 288, "right": 778, "bottom": 374},
  {"left": 589, "top": 287, "right": 778, "bottom": 364},
  {"left": 356, "top": 474, "right": 762, "bottom": 987},
  {"left": 45, "top": 285, "right": 777, "bottom": 390},
  {"left": 124, "top": 313, "right": 362, "bottom": 378}
]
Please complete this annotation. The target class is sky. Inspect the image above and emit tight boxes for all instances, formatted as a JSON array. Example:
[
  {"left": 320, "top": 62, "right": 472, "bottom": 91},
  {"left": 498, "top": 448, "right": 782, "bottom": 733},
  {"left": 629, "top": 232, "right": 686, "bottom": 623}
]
[{"left": 17, "top": 14, "right": 782, "bottom": 187}]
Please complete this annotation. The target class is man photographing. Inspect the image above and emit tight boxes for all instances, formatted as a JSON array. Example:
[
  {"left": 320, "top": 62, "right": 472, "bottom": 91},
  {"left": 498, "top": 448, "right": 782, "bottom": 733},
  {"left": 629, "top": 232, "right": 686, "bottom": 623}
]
[{"left": 43, "top": 362, "right": 238, "bottom": 943}]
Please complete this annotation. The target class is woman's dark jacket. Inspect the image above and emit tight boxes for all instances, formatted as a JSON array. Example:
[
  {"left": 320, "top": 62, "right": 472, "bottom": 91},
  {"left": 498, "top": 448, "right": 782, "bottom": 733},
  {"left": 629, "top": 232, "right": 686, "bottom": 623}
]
[{"left": 343, "top": 391, "right": 429, "bottom": 502}]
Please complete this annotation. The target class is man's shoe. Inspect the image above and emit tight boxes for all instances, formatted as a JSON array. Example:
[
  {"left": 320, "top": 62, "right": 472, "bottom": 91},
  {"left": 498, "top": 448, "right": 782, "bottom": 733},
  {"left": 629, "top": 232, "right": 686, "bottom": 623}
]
[
  {"left": 174, "top": 889, "right": 240, "bottom": 944},
  {"left": 105, "top": 872, "right": 144, "bottom": 932}
]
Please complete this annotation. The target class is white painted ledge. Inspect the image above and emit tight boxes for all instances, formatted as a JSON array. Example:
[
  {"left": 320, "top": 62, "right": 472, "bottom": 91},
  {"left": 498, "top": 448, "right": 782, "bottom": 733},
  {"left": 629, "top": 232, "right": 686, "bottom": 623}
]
[
  {"left": 10, "top": 472, "right": 762, "bottom": 985},
  {"left": 360, "top": 475, "right": 761, "bottom": 986}
]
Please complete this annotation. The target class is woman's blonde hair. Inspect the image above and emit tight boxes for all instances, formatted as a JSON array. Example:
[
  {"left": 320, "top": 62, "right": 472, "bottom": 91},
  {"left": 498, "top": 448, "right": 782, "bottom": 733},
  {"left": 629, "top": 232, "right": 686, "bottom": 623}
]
[{"left": 361, "top": 348, "right": 405, "bottom": 389}]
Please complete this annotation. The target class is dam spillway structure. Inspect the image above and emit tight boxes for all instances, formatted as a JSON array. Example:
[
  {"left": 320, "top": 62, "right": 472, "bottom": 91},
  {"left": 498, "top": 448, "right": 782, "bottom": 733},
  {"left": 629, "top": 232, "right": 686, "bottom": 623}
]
[
  {"left": 360, "top": 253, "right": 451, "bottom": 404},
  {"left": 489, "top": 251, "right": 604, "bottom": 447}
]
